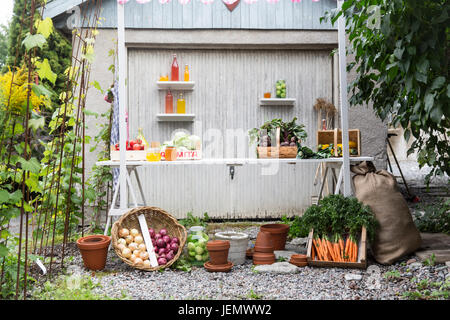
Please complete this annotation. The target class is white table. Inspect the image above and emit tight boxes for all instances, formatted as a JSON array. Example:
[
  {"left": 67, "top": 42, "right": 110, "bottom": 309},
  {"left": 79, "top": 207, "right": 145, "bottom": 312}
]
[{"left": 97, "top": 156, "right": 373, "bottom": 234}]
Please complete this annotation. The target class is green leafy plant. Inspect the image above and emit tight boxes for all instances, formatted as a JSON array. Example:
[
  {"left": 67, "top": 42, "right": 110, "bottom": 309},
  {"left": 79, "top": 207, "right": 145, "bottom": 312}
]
[
  {"left": 170, "top": 257, "right": 192, "bottom": 272},
  {"left": 297, "top": 145, "right": 333, "bottom": 159},
  {"left": 423, "top": 253, "right": 436, "bottom": 267},
  {"left": 413, "top": 199, "right": 450, "bottom": 235},
  {"left": 302, "top": 195, "right": 378, "bottom": 241},
  {"left": 246, "top": 288, "right": 263, "bottom": 300},
  {"left": 179, "top": 212, "right": 210, "bottom": 229},
  {"left": 384, "top": 270, "right": 401, "bottom": 281},
  {"left": 248, "top": 117, "right": 307, "bottom": 148},
  {"left": 281, "top": 215, "right": 309, "bottom": 238},
  {"left": 403, "top": 278, "right": 450, "bottom": 300},
  {"left": 322, "top": 0, "right": 450, "bottom": 183}
]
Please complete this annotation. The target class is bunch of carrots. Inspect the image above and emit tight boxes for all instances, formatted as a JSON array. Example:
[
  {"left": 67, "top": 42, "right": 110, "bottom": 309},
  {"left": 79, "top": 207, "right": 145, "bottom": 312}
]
[{"left": 311, "top": 234, "right": 358, "bottom": 262}]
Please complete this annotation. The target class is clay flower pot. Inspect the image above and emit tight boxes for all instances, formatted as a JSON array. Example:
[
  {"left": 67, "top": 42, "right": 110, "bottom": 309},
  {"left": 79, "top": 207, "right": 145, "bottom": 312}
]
[
  {"left": 206, "top": 240, "right": 230, "bottom": 265},
  {"left": 290, "top": 254, "right": 308, "bottom": 267},
  {"left": 260, "top": 224, "right": 290, "bottom": 250},
  {"left": 254, "top": 231, "right": 274, "bottom": 253},
  {"left": 204, "top": 261, "right": 233, "bottom": 273},
  {"left": 252, "top": 252, "right": 275, "bottom": 265},
  {"left": 77, "top": 235, "right": 111, "bottom": 271}
]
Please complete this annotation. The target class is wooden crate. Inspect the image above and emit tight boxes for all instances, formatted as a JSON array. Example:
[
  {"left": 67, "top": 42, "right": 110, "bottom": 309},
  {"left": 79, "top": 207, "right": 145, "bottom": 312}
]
[
  {"left": 306, "top": 227, "right": 367, "bottom": 269},
  {"left": 110, "top": 150, "right": 147, "bottom": 161},
  {"left": 257, "top": 146, "right": 298, "bottom": 159},
  {"left": 317, "top": 128, "right": 361, "bottom": 157}
]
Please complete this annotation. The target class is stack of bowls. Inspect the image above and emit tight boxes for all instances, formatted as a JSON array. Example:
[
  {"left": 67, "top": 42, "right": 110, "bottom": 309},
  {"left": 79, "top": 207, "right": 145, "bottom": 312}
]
[{"left": 252, "top": 231, "right": 275, "bottom": 265}]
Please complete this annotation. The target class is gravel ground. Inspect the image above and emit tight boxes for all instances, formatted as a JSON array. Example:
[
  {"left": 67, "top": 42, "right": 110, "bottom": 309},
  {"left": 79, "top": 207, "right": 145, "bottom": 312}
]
[
  {"left": 53, "top": 234, "right": 448, "bottom": 300},
  {"left": 29, "top": 161, "right": 449, "bottom": 300}
]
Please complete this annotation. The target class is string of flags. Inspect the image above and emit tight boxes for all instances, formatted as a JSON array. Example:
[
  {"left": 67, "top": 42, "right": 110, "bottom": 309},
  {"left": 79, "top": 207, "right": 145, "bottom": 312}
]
[{"left": 119, "top": 0, "right": 323, "bottom": 5}]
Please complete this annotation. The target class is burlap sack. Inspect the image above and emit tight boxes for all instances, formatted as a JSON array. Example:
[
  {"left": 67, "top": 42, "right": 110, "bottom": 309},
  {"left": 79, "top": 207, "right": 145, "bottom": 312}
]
[{"left": 351, "top": 161, "right": 422, "bottom": 265}]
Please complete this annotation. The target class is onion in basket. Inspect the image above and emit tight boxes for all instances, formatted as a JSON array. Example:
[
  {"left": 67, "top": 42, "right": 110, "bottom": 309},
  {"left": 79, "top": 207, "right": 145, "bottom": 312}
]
[{"left": 119, "top": 228, "right": 130, "bottom": 237}]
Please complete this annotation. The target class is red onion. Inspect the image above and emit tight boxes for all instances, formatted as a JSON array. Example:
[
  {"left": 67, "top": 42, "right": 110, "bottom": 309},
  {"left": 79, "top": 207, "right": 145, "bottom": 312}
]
[
  {"left": 156, "top": 238, "right": 165, "bottom": 248},
  {"left": 155, "top": 233, "right": 162, "bottom": 240},
  {"left": 148, "top": 228, "right": 156, "bottom": 238},
  {"left": 151, "top": 239, "right": 156, "bottom": 247},
  {"left": 170, "top": 243, "right": 179, "bottom": 253},
  {"left": 158, "top": 248, "right": 166, "bottom": 255},
  {"left": 157, "top": 257, "right": 167, "bottom": 265},
  {"left": 171, "top": 237, "right": 179, "bottom": 244},
  {"left": 159, "top": 228, "right": 168, "bottom": 236},
  {"left": 159, "top": 253, "right": 166, "bottom": 259},
  {"left": 163, "top": 235, "right": 171, "bottom": 243},
  {"left": 166, "top": 243, "right": 171, "bottom": 251},
  {"left": 166, "top": 252, "right": 174, "bottom": 261}
]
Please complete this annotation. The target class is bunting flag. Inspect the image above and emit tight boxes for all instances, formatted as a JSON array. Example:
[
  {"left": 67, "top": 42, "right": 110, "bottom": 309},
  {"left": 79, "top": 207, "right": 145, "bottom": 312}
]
[{"left": 118, "top": 0, "right": 322, "bottom": 4}]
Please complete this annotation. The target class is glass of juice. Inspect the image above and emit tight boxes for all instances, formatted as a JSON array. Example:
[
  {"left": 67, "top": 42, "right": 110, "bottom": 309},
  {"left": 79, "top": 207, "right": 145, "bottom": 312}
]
[
  {"left": 264, "top": 92, "right": 271, "bottom": 98},
  {"left": 146, "top": 148, "right": 161, "bottom": 162}
]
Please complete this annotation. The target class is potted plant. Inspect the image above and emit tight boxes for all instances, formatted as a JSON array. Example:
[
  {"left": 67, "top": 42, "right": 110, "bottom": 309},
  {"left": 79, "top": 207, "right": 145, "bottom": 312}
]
[{"left": 248, "top": 117, "right": 307, "bottom": 158}]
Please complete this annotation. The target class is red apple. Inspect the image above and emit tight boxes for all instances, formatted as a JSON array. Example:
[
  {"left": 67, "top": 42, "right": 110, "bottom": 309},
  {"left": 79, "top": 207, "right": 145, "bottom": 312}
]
[{"left": 133, "top": 144, "right": 142, "bottom": 150}]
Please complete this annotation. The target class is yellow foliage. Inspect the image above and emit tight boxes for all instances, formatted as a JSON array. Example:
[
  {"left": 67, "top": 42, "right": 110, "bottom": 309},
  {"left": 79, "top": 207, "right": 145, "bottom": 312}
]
[{"left": 0, "top": 66, "right": 49, "bottom": 114}]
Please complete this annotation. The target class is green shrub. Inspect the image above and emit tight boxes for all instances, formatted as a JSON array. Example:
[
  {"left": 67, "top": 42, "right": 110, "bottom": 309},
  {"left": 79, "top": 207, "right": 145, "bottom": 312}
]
[
  {"left": 281, "top": 215, "right": 309, "bottom": 239},
  {"left": 413, "top": 199, "right": 450, "bottom": 235}
]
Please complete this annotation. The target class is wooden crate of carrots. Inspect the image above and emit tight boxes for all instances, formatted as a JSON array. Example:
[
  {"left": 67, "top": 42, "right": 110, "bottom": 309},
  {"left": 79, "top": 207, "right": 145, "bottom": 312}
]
[{"left": 306, "top": 227, "right": 367, "bottom": 269}]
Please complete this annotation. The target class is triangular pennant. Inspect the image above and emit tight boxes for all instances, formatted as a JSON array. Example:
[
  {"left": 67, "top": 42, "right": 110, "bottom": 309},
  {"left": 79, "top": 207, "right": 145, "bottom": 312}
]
[{"left": 223, "top": 0, "right": 240, "bottom": 12}]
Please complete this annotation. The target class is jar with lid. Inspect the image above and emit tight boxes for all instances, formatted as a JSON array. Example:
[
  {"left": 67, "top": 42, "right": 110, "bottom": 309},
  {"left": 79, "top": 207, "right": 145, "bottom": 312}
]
[{"left": 185, "top": 226, "right": 209, "bottom": 266}]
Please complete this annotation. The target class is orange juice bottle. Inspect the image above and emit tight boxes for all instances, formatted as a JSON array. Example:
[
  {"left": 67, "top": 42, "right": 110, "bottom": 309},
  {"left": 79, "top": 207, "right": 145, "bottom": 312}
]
[
  {"left": 177, "top": 93, "right": 186, "bottom": 114},
  {"left": 184, "top": 65, "right": 189, "bottom": 81}
]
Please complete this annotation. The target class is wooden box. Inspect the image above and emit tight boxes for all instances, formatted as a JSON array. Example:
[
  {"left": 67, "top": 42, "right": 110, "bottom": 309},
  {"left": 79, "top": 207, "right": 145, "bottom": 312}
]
[
  {"left": 110, "top": 150, "right": 148, "bottom": 161},
  {"left": 257, "top": 146, "right": 298, "bottom": 159},
  {"left": 316, "top": 128, "right": 361, "bottom": 157},
  {"left": 161, "top": 148, "right": 202, "bottom": 160},
  {"left": 306, "top": 227, "right": 367, "bottom": 269}
]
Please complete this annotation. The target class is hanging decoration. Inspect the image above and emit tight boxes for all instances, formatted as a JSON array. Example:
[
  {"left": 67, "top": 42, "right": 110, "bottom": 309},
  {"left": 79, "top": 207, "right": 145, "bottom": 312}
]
[
  {"left": 223, "top": 0, "right": 240, "bottom": 11},
  {"left": 118, "top": 0, "right": 322, "bottom": 4}
]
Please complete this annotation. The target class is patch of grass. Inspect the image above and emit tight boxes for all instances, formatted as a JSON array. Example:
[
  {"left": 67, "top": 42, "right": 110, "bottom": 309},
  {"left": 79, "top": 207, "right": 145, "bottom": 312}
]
[
  {"left": 384, "top": 270, "right": 401, "bottom": 281},
  {"left": 277, "top": 256, "right": 288, "bottom": 262},
  {"left": 423, "top": 253, "right": 436, "bottom": 266},
  {"left": 246, "top": 289, "right": 263, "bottom": 300},
  {"left": 403, "top": 278, "right": 450, "bottom": 300},
  {"left": 31, "top": 274, "right": 128, "bottom": 300}
]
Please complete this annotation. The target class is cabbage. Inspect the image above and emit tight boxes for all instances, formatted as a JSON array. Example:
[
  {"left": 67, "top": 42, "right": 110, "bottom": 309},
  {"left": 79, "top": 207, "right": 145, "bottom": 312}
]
[
  {"left": 174, "top": 135, "right": 191, "bottom": 149},
  {"left": 187, "top": 135, "right": 201, "bottom": 150}
]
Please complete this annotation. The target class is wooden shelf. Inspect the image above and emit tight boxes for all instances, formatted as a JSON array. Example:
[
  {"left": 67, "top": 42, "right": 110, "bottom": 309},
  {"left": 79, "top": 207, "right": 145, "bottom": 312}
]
[
  {"left": 260, "top": 98, "right": 296, "bottom": 106},
  {"left": 156, "top": 113, "right": 195, "bottom": 122},
  {"left": 156, "top": 81, "right": 195, "bottom": 91}
]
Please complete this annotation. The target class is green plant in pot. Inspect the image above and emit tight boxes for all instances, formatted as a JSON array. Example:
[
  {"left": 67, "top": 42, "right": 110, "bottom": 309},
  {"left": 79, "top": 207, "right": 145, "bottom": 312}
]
[{"left": 248, "top": 117, "right": 308, "bottom": 149}]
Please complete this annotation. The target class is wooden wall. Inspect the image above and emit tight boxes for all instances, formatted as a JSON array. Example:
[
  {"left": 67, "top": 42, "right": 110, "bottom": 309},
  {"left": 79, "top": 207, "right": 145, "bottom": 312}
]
[{"left": 127, "top": 48, "right": 335, "bottom": 218}]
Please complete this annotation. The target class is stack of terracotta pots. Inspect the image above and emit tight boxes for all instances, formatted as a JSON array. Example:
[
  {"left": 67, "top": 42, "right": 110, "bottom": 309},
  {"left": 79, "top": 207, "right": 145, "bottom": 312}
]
[
  {"left": 204, "top": 240, "right": 233, "bottom": 272},
  {"left": 252, "top": 231, "right": 276, "bottom": 265},
  {"left": 289, "top": 254, "right": 308, "bottom": 267},
  {"left": 260, "top": 223, "right": 290, "bottom": 250}
]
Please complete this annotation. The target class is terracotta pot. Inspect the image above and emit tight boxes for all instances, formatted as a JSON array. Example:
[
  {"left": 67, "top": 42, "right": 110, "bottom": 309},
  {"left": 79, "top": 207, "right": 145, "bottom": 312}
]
[
  {"left": 206, "top": 240, "right": 230, "bottom": 265},
  {"left": 204, "top": 261, "right": 233, "bottom": 273},
  {"left": 252, "top": 252, "right": 275, "bottom": 265},
  {"left": 254, "top": 231, "right": 274, "bottom": 253},
  {"left": 289, "top": 260, "right": 308, "bottom": 267},
  {"left": 77, "top": 235, "right": 111, "bottom": 271},
  {"left": 260, "top": 224, "right": 290, "bottom": 250},
  {"left": 290, "top": 254, "right": 307, "bottom": 263}
]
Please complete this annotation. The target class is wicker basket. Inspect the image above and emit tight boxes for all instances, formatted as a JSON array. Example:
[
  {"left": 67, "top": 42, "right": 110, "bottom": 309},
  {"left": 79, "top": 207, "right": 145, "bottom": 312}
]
[{"left": 111, "top": 206, "right": 187, "bottom": 271}]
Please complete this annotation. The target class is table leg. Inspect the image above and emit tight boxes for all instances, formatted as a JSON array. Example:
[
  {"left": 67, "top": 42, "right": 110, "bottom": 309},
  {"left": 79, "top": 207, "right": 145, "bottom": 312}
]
[
  {"left": 104, "top": 181, "right": 120, "bottom": 236},
  {"left": 318, "top": 166, "right": 329, "bottom": 200},
  {"left": 132, "top": 167, "right": 147, "bottom": 206},
  {"left": 334, "top": 166, "right": 344, "bottom": 195}
]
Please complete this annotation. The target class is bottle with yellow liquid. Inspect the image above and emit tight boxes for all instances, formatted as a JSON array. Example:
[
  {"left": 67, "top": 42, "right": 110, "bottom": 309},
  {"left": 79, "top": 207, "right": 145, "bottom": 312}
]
[
  {"left": 176, "top": 93, "right": 186, "bottom": 114},
  {"left": 137, "top": 127, "right": 149, "bottom": 150},
  {"left": 184, "top": 64, "right": 189, "bottom": 81}
]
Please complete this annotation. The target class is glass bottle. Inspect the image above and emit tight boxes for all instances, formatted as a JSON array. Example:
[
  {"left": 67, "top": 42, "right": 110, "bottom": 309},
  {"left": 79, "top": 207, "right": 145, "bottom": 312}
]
[
  {"left": 171, "top": 54, "right": 179, "bottom": 81},
  {"left": 137, "top": 127, "right": 149, "bottom": 150},
  {"left": 184, "top": 64, "right": 189, "bottom": 81},
  {"left": 176, "top": 93, "right": 186, "bottom": 114},
  {"left": 165, "top": 90, "right": 173, "bottom": 113}
]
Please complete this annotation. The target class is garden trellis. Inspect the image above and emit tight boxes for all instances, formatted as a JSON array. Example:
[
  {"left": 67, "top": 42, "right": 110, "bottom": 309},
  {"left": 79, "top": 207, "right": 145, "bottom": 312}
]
[{"left": 0, "top": 0, "right": 103, "bottom": 300}]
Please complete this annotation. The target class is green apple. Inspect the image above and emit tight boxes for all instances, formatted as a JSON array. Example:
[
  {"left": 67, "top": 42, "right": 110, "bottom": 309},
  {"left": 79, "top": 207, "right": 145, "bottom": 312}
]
[
  {"left": 195, "top": 254, "right": 203, "bottom": 261},
  {"left": 189, "top": 250, "right": 196, "bottom": 257},
  {"left": 195, "top": 246, "right": 204, "bottom": 255},
  {"left": 187, "top": 242, "right": 196, "bottom": 250}
]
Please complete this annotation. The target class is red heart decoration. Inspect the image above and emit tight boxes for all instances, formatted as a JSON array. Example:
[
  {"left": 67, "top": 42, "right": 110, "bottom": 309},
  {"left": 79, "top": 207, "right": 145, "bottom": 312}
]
[{"left": 223, "top": 0, "right": 240, "bottom": 12}]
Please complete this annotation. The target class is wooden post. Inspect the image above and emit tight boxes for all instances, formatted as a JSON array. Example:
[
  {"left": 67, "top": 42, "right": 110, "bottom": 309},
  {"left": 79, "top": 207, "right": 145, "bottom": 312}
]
[
  {"left": 337, "top": 0, "right": 351, "bottom": 197},
  {"left": 117, "top": 3, "right": 127, "bottom": 209}
]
